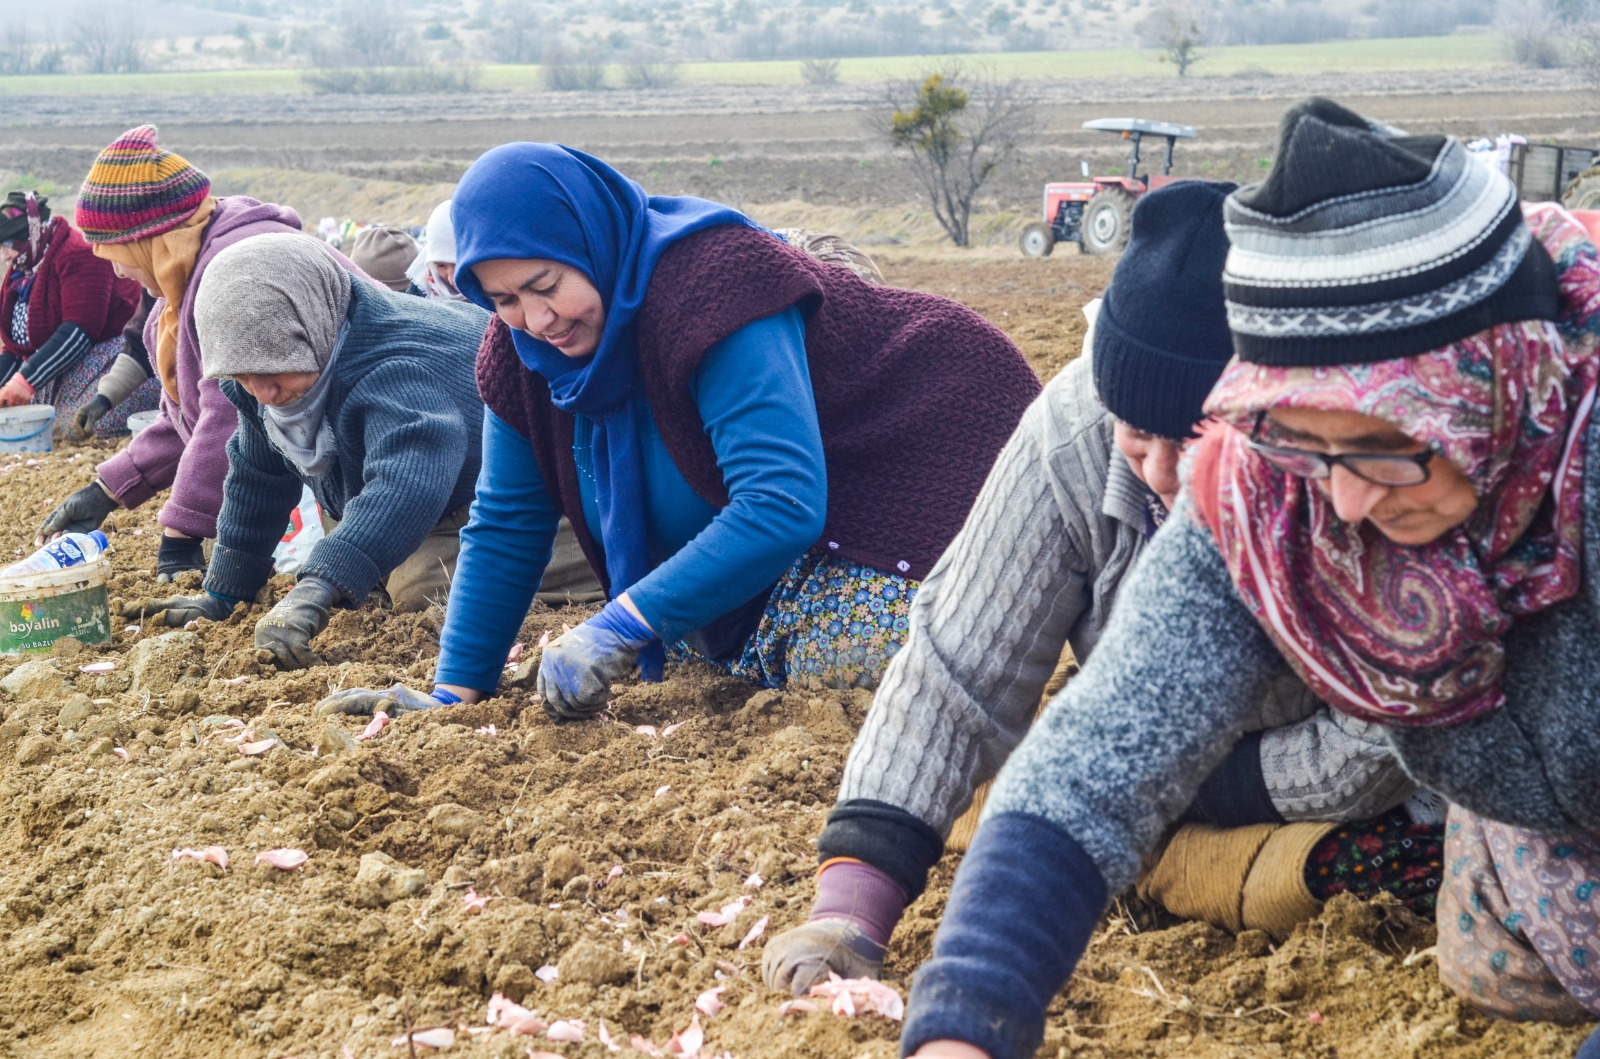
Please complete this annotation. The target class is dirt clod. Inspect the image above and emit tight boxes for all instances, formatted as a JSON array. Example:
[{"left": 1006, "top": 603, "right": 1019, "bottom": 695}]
[{"left": 353, "top": 851, "right": 429, "bottom": 907}]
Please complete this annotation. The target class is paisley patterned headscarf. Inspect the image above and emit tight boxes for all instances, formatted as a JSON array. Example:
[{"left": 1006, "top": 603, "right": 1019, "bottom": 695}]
[{"left": 1192, "top": 205, "right": 1600, "bottom": 727}]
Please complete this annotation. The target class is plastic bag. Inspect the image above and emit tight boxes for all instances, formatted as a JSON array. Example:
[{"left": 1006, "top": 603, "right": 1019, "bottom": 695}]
[{"left": 272, "top": 486, "right": 325, "bottom": 575}]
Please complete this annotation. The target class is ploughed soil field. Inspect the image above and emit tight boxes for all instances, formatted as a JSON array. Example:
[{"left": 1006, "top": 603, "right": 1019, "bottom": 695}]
[
  {"left": 0, "top": 248, "right": 1589, "bottom": 1059},
  {"left": 3, "top": 67, "right": 1598, "bottom": 234}
]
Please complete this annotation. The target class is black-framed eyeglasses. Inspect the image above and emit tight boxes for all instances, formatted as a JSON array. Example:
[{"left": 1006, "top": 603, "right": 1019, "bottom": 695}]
[{"left": 1248, "top": 412, "right": 1437, "bottom": 487}]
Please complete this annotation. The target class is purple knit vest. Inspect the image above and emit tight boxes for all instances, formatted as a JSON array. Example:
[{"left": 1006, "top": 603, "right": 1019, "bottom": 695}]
[{"left": 476, "top": 224, "right": 1039, "bottom": 592}]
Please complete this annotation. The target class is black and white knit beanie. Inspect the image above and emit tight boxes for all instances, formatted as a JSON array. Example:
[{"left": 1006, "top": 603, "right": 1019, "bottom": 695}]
[{"left": 1223, "top": 97, "right": 1559, "bottom": 365}]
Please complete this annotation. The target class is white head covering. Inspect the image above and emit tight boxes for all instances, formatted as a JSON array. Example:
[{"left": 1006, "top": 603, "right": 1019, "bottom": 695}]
[
  {"left": 424, "top": 199, "right": 456, "bottom": 263},
  {"left": 407, "top": 198, "right": 465, "bottom": 299}
]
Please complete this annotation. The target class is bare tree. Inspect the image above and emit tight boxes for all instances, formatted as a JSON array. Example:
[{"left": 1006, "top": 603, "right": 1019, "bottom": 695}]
[
  {"left": 542, "top": 44, "right": 607, "bottom": 91},
  {"left": 872, "top": 65, "right": 1035, "bottom": 248},
  {"left": 489, "top": 0, "right": 545, "bottom": 64},
  {"left": 1141, "top": 0, "right": 1208, "bottom": 77},
  {"left": 313, "top": 0, "right": 419, "bottom": 68},
  {"left": 621, "top": 48, "right": 681, "bottom": 89},
  {"left": 70, "top": 2, "right": 148, "bottom": 74},
  {"left": 800, "top": 57, "right": 840, "bottom": 86},
  {"left": 1572, "top": 14, "right": 1600, "bottom": 80},
  {"left": 1500, "top": 0, "right": 1565, "bottom": 67}
]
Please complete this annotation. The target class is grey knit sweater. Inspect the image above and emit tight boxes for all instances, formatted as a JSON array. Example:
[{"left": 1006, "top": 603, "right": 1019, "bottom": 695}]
[
  {"left": 822, "top": 358, "right": 1414, "bottom": 897},
  {"left": 984, "top": 403, "right": 1600, "bottom": 896},
  {"left": 205, "top": 284, "right": 489, "bottom": 604}
]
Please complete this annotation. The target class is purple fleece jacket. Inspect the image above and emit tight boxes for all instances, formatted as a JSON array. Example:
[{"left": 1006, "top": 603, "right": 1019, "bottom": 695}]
[{"left": 95, "top": 197, "right": 363, "bottom": 539}]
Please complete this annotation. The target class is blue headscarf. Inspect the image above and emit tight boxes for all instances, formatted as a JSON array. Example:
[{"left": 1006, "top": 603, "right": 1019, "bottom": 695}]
[{"left": 452, "top": 143, "right": 755, "bottom": 671}]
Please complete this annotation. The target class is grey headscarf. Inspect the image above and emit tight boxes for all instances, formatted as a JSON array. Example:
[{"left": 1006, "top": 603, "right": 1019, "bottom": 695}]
[{"left": 195, "top": 233, "right": 354, "bottom": 476}]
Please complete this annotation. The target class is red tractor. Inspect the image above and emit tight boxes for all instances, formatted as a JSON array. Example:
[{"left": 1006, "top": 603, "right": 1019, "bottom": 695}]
[{"left": 1020, "top": 118, "right": 1197, "bottom": 257}]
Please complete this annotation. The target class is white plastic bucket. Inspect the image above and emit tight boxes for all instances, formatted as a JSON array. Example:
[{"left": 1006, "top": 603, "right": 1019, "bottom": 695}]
[
  {"left": 0, "top": 404, "right": 55, "bottom": 454},
  {"left": 127, "top": 410, "right": 160, "bottom": 435}
]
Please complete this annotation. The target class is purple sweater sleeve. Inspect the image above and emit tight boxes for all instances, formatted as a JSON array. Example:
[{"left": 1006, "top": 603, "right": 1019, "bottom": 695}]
[
  {"left": 94, "top": 302, "right": 238, "bottom": 538},
  {"left": 152, "top": 376, "right": 238, "bottom": 539}
]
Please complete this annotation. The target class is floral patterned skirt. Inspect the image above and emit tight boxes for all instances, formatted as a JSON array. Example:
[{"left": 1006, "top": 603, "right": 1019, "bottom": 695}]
[
  {"left": 673, "top": 549, "right": 917, "bottom": 690},
  {"left": 33, "top": 336, "right": 161, "bottom": 439},
  {"left": 1437, "top": 805, "right": 1600, "bottom": 1024},
  {"left": 1304, "top": 807, "right": 1445, "bottom": 915}
]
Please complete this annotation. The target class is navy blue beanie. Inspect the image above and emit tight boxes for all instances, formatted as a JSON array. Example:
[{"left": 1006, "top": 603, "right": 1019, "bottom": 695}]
[{"left": 1092, "top": 180, "right": 1237, "bottom": 439}]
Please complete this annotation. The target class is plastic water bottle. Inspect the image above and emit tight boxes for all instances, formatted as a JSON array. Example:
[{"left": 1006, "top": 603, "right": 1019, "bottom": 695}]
[{"left": 2, "top": 531, "right": 109, "bottom": 577}]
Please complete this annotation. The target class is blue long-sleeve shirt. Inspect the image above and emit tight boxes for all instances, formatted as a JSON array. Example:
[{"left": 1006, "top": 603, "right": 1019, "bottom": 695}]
[{"left": 435, "top": 308, "right": 826, "bottom": 693}]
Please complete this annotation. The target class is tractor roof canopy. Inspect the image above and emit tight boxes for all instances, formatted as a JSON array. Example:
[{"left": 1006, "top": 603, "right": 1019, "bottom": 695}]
[{"left": 1083, "top": 118, "right": 1198, "bottom": 139}]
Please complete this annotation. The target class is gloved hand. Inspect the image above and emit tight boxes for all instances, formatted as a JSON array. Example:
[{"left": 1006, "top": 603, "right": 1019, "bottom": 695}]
[
  {"left": 36, "top": 481, "right": 119, "bottom": 545},
  {"left": 761, "top": 859, "right": 904, "bottom": 993},
  {"left": 315, "top": 683, "right": 461, "bottom": 717},
  {"left": 762, "top": 919, "right": 887, "bottom": 995},
  {"left": 254, "top": 578, "right": 338, "bottom": 670},
  {"left": 0, "top": 373, "right": 34, "bottom": 408},
  {"left": 156, "top": 533, "right": 206, "bottom": 582},
  {"left": 122, "top": 590, "right": 238, "bottom": 626},
  {"left": 536, "top": 599, "right": 657, "bottom": 720},
  {"left": 70, "top": 394, "right": 113, "bottom": 440}
]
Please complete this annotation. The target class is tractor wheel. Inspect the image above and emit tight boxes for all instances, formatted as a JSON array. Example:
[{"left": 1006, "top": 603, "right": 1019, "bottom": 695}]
[
  {"left": 1019, "top": 222, "right": 1056, "bottom": 257},
  {"left": 1081, "top": 188, "right": 1135, "bottom": 256},
  {"left": 1563, "top": 166, "right": 1600, "bottom": 210}
]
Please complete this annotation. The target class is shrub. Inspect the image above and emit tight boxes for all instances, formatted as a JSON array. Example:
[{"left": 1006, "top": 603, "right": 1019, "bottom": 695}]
[{"left": 801, "top": 57, "right": 840, "bottom": 85}]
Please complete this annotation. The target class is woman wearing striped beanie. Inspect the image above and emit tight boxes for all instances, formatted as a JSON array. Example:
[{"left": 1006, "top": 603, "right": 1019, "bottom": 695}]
[
  {"left": 36, "top": 125, "right": 365, "bottom": 584},
  {"left": 899, "top": 98, "right": 1600, "bottom": 1059},
  {"left": 0, "top": 189, "right": 151, "bottom": 435}
]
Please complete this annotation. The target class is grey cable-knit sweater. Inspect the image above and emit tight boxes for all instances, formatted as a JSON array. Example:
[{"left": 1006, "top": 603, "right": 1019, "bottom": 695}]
[
  {"left": 205, "top": 283, "right": 489, "bottom": 604},
  {"left": 822, "top": 358, "right": 1414, "bottom": 896},
  {"left": 985, "top": 403, "right": 1600, "bottom": 896}
]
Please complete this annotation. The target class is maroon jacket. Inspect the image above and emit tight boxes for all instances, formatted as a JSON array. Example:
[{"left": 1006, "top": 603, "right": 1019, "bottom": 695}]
[
  {"left": 1, "top": 217, "right": 139, "bottom": 355},
  {"left": 477, "top": 224, "right": 1040, "bottom": 590}
]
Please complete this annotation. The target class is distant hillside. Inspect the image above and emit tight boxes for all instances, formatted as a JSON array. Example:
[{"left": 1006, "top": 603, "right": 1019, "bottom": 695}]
[{"left": 0, "top": 0, "right": 1499, "bottom": 77}]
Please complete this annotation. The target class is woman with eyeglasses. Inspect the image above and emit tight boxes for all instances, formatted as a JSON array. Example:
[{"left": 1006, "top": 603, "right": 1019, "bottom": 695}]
[
  {"left": 0, "top": 190, "right": 154, "bottom": 435},
  {"left": 900, "top": 98, "right": 1600, "bottom": 1059},
  {"left": 765, "top": 181, "right": 1443, "bottom": 998}
]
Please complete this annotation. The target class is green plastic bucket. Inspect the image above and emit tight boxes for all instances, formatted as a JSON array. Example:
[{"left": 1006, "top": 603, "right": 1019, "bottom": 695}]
[
  {"left": 0, "top": 403, "right": 55, "bottom": 454},
  {"left": 0, "top": 554, "right": 112, "bottom": 654}
]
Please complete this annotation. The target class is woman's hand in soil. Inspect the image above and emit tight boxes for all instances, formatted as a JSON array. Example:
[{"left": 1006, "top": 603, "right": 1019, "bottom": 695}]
[
  {"left": 70, "top": 394, "right": 114, "bottom": 440},
  {"left": 315, "top": 683, "right": 467, "bottom": 717},
  {"left": 35, "top": 480, "right": 118, "bottom": 546},
  {"left": 762, "top": 918, "right": 886, "bottom": 994},
  {"left": 155, "top": 531, "right": 205, "bottom": 582},
  {"left": 536, "top": 599, "right": 657, "bottom": 721},
  {"left": 254, "top": 579, "right": 337, "bottom": 670},
  {"left": 122, "top": 591, "right": 237, "bottom": 626},
  {"left": 0, "top": 372, "right": 34, "bottom": 408}
]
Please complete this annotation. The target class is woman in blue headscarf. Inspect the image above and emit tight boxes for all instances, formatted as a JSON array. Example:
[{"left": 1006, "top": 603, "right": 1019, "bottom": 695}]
[{"left": 319, "top": 143, "right": 1038, "bottom": 722}]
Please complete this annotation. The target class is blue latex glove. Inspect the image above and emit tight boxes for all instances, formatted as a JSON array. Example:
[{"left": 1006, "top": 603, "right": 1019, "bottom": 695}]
[{"left": 536, "top": 599, "right": 657, "bottom": 721}]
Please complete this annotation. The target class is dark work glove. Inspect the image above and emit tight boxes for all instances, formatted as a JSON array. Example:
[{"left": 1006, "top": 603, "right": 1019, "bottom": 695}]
[
  {"left": 122, "top": 591, "right": 238, "bottom": 626},
  {"left": 762, "top": 919, "right": 887, "bottom": 995},
  {"left": 70, "top": 395, "right": 114, "bottom": 440},
  {"left": 536, "top": 599, "right": 657, "bottom": 721},
  {"left": 254, "top": 578, "right": 338, "bottom": 670},
  {"left": 762, "top": 859, "right": 900, "bottom": 993},
  {"left": 155, "top": 534, "right": 207, "bottom": 582},
  {"left": 315, "top": 684, "right": 462, "bottom": 717},
  {"left": 36, "top": 481, "right": 119, "bottom": 545}
]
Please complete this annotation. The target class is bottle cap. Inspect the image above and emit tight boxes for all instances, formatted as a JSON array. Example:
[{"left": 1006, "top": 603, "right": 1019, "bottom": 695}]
[{"left": 89, "top": 530, "right": 109, "bottom": 550}]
